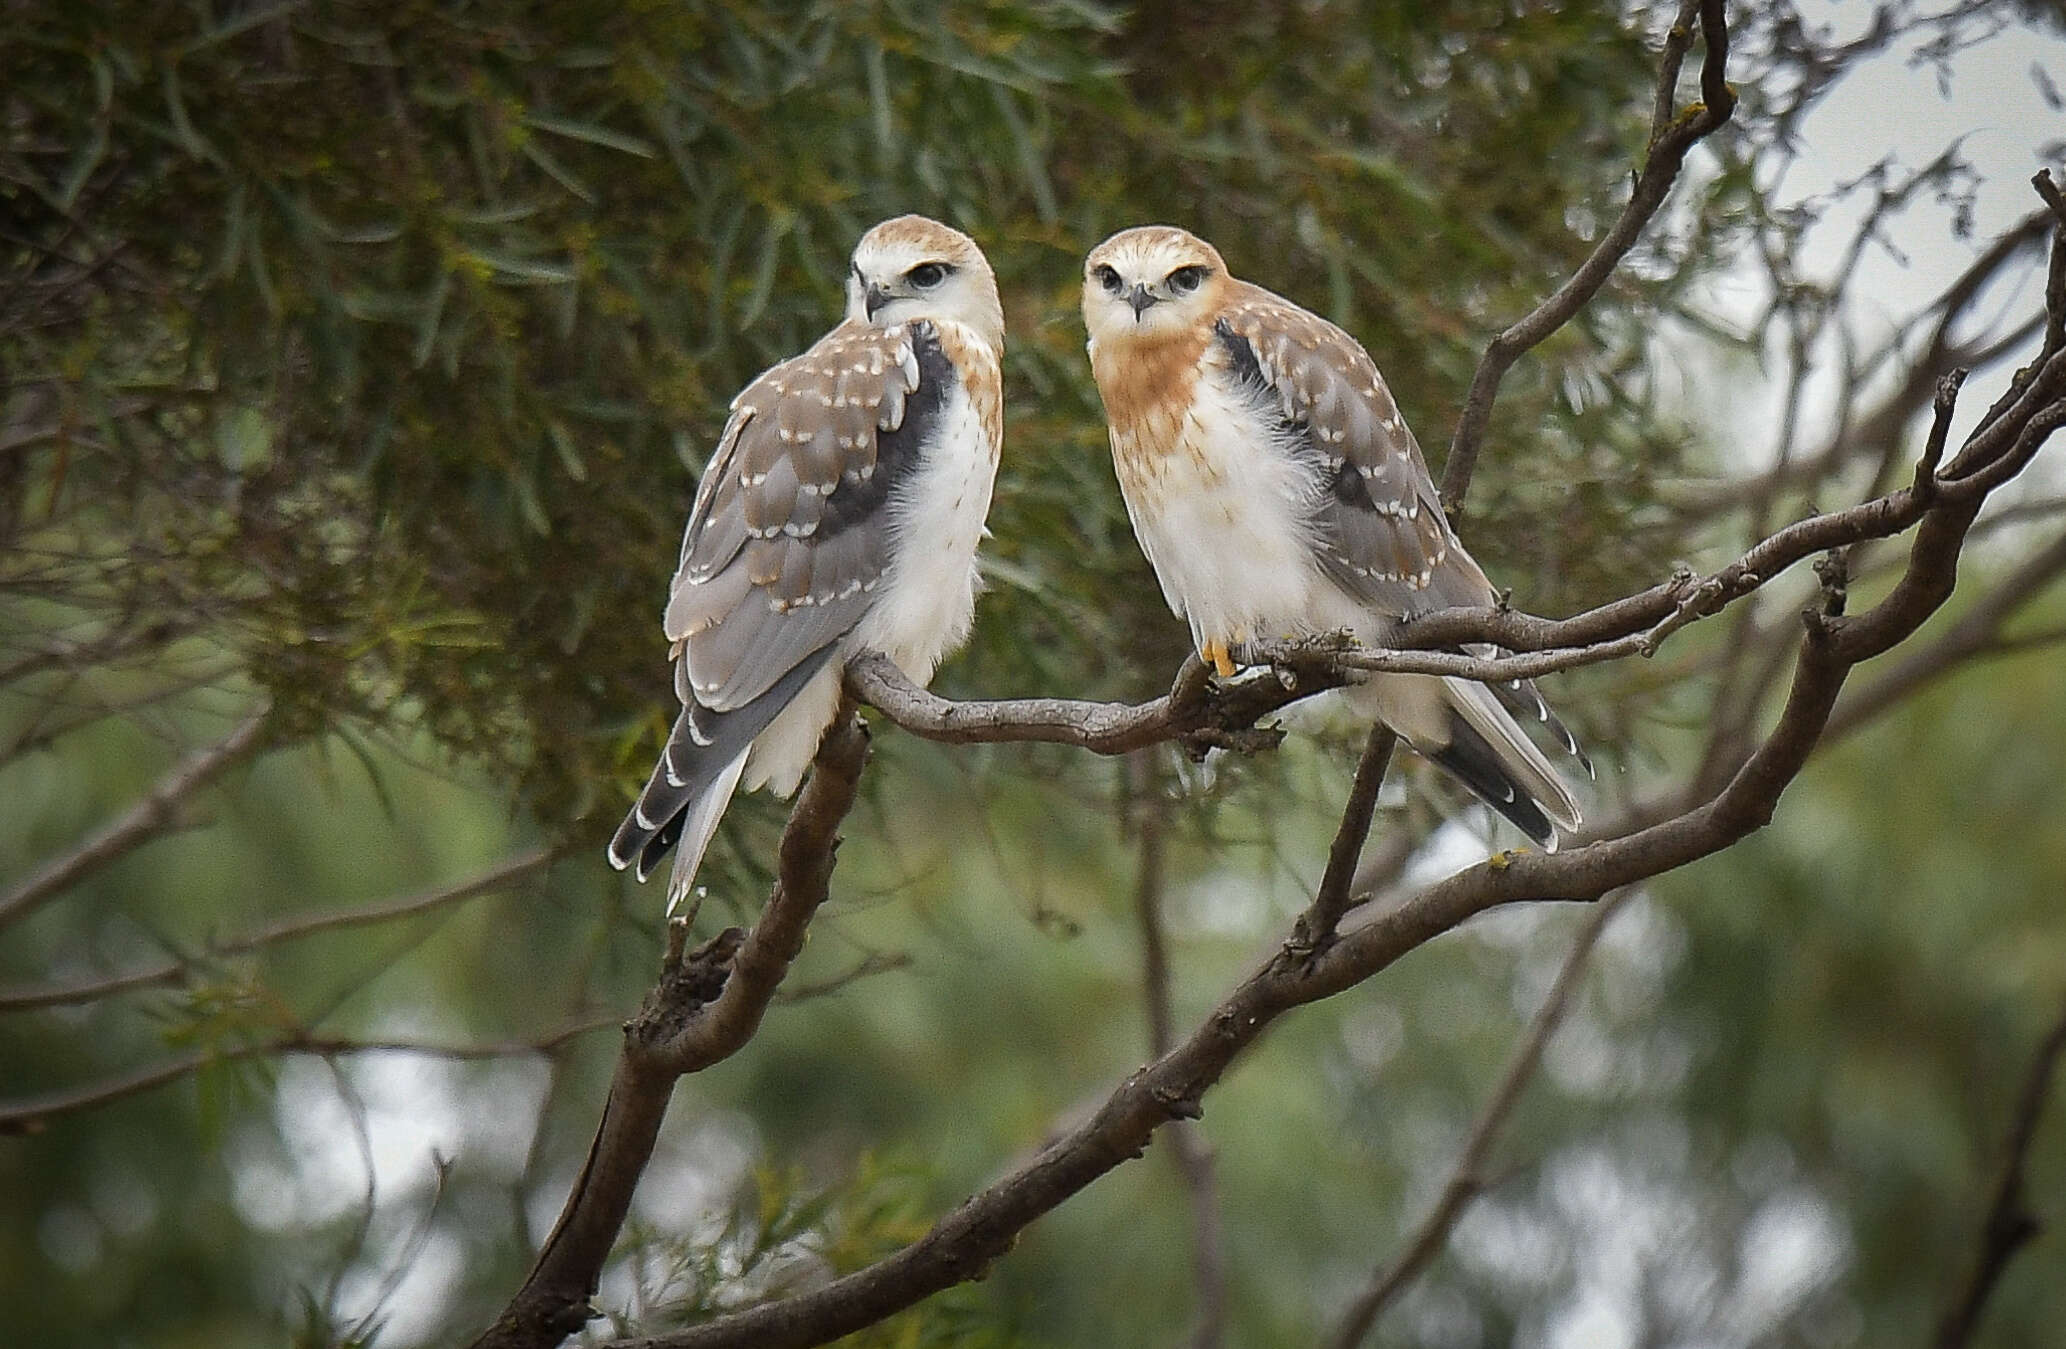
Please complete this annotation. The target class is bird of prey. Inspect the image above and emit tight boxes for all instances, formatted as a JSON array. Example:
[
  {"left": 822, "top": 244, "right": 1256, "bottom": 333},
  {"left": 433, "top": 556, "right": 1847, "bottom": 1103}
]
[
  {"left": 1080, "top": 225, "right": 1584, "bottom": 848},
  {"left": 610, "top": 215, "right": 1005, "bottom": 905}
]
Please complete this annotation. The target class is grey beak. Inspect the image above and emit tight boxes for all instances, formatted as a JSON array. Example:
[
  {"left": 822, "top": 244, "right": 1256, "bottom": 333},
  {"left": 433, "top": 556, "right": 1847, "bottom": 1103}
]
[
  {"left": 1127, "top": 284, "right": 1158, "bottom": 320},
  {"left": 864, "top": 282, "right": 892, "bottom": 318}
]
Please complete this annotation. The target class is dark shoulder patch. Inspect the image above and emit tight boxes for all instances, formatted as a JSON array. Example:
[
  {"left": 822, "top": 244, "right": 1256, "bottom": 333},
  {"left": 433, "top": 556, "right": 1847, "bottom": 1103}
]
[
  {"left": 1214, "top": 319, "right": 1309, "bottom": 443},
  {"left": 1213, "top": 319, "right": 1269, "bottom": 395}
]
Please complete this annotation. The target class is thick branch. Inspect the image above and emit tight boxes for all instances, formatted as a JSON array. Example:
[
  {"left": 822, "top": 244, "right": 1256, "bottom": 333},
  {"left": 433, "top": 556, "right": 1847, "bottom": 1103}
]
[
  {"left": 469, "top": 716, "right": 871, "bottom": 1349},
  {"left": 1439, "top": 0, "right": 1735, "bottom": 508}
]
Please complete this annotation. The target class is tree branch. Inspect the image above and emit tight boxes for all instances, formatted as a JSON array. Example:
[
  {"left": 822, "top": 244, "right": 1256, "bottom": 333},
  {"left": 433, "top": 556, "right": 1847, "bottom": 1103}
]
[
  {"left": 1126, "top": 752, "right": 1226, "bottom": 1349},
  {"left": 1293, "top": 725, "right": 1397, "bottom": 952},
  {"left": 1326, "top": 888, "right": 1635, "bottom": 1349},
  {"left": 0, "top": 707, "right": 271, "bottom": 932},
  {"left": 846, "top": 644, "right": 1342, "bottom": 758},
  {"left": 1439, "top": 0, "right": 1736, "bottom": 509},
  {"left": 0, "top": 845, "right": 559, "bottom": 1013},
  {"left": 468, "top": 715, "right": 871, "bottom": 1349},
  {"left": 1933, "top": 994, "right": 2066, "bottom": 1349}
]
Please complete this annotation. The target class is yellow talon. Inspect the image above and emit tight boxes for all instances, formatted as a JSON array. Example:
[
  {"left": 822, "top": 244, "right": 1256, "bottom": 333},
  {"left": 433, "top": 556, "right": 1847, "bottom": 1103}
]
[{"left": 1201, "top": 639, "right": 1237, "bottom": 679}]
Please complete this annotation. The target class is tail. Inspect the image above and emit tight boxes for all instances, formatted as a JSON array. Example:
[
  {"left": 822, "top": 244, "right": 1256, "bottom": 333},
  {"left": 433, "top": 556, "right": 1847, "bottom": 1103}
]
[
  {"left": 607, "top": 645, "right": 838, "bottom": 900},
  {"left": 1430, "top": 676, "right": 1584, "bottom": 850},
  {"left": 661, "top": 751, "right": 748, "bottom": 912},
  {"left": 1484, "top": 662, "right": 1594, "bottom": 779}
]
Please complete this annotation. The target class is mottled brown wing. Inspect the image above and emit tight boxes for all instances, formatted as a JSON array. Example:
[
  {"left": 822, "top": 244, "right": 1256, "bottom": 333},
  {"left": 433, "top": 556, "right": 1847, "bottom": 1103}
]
[
  {"left": 663, "top": 318, "right": 949, "bottom": 714},
  {"left": 1212, "top": 285, "right": 1492, "bottom": 617}
]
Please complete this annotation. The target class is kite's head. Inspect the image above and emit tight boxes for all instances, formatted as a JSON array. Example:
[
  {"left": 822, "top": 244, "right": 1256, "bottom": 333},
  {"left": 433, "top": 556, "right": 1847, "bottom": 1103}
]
[
  {"left": 1081, "top": 225, "right": 1229, "bottom": 348},
  {"left": 847, "top": 215, "right": 1003, "bottom": 351}
]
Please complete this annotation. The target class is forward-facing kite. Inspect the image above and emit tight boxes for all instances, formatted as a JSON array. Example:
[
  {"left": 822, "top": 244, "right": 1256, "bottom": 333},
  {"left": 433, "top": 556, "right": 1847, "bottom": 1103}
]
[{"left": 1082, "top": 225, "right": 1584, "bottom": 848}]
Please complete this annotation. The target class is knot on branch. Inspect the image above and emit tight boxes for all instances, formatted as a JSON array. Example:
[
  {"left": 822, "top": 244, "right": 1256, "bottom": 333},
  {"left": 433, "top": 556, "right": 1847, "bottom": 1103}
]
[
  {"left": 627, "top": 925, "right": 745, "bottom": 1054},
  {"left": 1152, "top": 1084, "right": 1205, "bottom": 1121},
  {"left": 1814, "top": 547, "right": 1852, "bottom": 618},
  {"left": 1641, "top": 568, "right": 1740, "bottom": 655}
]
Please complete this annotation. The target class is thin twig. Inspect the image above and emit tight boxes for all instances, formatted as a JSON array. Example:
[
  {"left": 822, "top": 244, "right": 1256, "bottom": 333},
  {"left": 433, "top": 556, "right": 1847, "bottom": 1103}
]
[
  {"left": 0, "top": 707, "right": 271, "bottom": 932},
  {"left": 0, "top": 1016, "right": 615, "bottom": 1135},
  {"left": 1326, "top": 889, "right": 1636, "bottom": 1349},
  {"left": 1933, "top": 994, "right": 2066, "bottom": 1349},
  {"left": 1127, "top": 752, "right": 1227, "bottom": 1349},
  {"left": 1293, "top": 726, "right": 1398, "bottom": 951},
  {"left": 1440, "top": 0, "right": 1735, "bottom": 508},
  {"left": 0, "top": 845, "right": 558, "bottom": 1013}
]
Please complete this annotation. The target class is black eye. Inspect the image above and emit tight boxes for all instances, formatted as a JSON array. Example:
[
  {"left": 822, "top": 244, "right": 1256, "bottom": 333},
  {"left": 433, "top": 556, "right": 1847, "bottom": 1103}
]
[
  {"left": 1168, "top": 265, "right": 1207, "bottom": 295},
  {"left": 1094, "top": 264, "right": 1122, "bottom": 294},
  {"left": 907, "top": 262, "right": 949, "bottom": 288}
]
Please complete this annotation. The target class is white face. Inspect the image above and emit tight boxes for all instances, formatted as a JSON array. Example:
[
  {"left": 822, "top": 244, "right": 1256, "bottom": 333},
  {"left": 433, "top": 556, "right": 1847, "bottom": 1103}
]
[
  {"left": 1081, "top": 231, "right": 1222, "bottom": 344},
  {"left": 845, "top": 236, "right": 1000, "bottom": 345}
]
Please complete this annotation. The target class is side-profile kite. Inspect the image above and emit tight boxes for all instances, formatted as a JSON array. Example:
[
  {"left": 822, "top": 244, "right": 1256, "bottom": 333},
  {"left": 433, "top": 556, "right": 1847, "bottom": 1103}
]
[
  {"left": 1080, "top": 225, "right": 1585, "bottom": 848},
  {"left": 611, "top": 215, "right": 1005, "bottom": 904}
]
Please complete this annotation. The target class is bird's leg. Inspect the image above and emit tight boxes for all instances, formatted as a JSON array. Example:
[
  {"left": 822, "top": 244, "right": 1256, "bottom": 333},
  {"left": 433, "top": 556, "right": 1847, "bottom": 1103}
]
[{"left": 1200, "top": 637, "right": 1238, "bottom": 679}]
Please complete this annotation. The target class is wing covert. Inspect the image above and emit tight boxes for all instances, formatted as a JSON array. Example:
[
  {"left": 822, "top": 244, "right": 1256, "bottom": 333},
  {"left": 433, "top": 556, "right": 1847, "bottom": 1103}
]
[
  {"left": 1213, "top": 289, "right": 1492, "bottom": 616},
  {"left": 662, "top": 319, "right": 951, "bottom": 713}
]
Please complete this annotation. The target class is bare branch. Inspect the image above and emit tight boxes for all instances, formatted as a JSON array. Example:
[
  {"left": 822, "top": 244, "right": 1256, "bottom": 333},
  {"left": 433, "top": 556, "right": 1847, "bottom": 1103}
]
[
  {"left": 1440, "top": 0, "right": 1736, "bottom": 508},
  {"left": 846, "top": 646, "right": 1341, "bottom": 759},
  {"left": 852, "top": 446, "right": 2035, "bottom": 760},
  {"left": 1933, "top": 994, "right": 2066, "bottom": 1349},
  {"left": 1327, "top": 889, "right": 1635, "bottom": 1349},
  {"left": 1663, "top": 210, "right": 2046, "bottom": 521},
  {"left": 469, "top": 715, "right": 872, "bottom": 1349},
  {"left": 0, "top": 707, "right": 270, "bottom": 932},
  {"left": 1292, "top": 726, "right": 1398, "bottom": 951},
  {"left": 1127, "top": 752, "right": 1226, "bottom": 1349},
  {"left": 0, "top": 845, "right": 558, "bottom": 1013},
  {"left": 1827, "top": 525, "right": 2066, "bottom": 741},
  {"left": 0, "top": 1017, "right": 615, "bottom": 1136}
]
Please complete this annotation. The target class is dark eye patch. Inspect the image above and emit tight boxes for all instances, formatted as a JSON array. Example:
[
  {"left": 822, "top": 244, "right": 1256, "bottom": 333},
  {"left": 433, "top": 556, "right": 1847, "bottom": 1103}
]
[
  {"left": 1168, "top": 265, "right": 1208, "bottom": 294},
  {"left": 1093, "top": 264, "right": 1123, "bottom": 293}
]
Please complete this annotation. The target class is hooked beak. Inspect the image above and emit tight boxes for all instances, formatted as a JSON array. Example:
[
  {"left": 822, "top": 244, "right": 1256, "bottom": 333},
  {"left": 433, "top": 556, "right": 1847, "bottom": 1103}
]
[
  {"left": 1127, "top": 284, "right": 1158, "bottom": 320},
  {"left": 864, "top": 282, "right": 892, "bottom": 319}
]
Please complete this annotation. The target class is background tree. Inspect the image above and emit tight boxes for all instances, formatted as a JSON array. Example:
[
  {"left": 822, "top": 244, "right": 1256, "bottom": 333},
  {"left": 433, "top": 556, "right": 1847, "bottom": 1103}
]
[{"left": 3, "top": 2, "right": 2065, "bottom": 1347}]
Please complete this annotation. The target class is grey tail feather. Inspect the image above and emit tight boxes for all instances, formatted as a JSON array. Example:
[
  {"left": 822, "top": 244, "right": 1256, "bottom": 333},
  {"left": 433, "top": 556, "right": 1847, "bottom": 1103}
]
[
  {"left": 665, "top": 751, "right": 748, "bottom": 912},
  {"left": 606, "top": 644, "right": 839, "bottom": 882},
  {"left": 1489, "top": 668, "right": 1594, "bottom": 779},
  {"left": 1429, "top": 708, "right": 1557, "bottom": 849}
]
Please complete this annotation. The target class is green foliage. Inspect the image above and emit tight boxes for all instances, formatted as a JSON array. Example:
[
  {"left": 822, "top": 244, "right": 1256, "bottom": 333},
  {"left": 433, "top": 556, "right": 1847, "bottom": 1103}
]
[
  {"left": 7, "top": 4, "right": 2063, "bottom": 1349},
  {"left": 4, "top": 0, "right": 1691, "bottom": 834}
]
